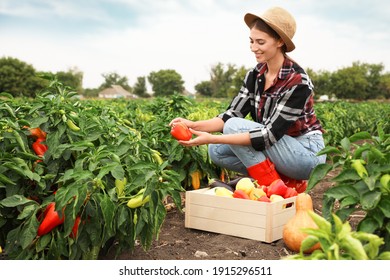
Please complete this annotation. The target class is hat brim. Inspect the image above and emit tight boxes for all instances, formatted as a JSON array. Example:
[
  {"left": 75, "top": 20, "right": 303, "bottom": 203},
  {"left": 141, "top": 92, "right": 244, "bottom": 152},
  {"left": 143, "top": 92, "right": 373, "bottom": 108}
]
[{"left": 244, "top": 13, "right": 295, "bottom": 52}]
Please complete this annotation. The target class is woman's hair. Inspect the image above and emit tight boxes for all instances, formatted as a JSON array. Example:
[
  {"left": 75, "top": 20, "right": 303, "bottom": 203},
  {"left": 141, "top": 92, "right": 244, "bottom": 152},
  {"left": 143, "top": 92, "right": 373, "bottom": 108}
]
[{"left": 249, "top": 19, "right": 287, "bottom": 53}]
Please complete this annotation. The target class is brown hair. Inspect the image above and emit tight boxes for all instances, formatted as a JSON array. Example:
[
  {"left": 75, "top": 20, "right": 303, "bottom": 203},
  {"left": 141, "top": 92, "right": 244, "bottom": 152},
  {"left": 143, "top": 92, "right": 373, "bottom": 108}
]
[{"left": 249, "top": 19, "right": 287, "bottom": 53}]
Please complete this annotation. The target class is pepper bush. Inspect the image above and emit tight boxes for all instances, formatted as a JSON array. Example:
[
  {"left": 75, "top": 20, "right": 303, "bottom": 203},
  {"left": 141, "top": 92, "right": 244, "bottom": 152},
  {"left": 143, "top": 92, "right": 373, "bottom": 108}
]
[
  {"left": 0, "top": 79, "right": 193, "bottom": 259},
  {"left": 308, "top": 125, "right": 390, "bottom": 253}
]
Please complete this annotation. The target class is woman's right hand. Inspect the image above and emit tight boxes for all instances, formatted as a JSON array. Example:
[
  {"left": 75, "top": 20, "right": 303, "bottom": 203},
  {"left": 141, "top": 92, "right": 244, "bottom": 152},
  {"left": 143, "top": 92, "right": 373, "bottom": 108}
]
[{"left": 169, "top": 117, "right": 194, "bottom": 128}]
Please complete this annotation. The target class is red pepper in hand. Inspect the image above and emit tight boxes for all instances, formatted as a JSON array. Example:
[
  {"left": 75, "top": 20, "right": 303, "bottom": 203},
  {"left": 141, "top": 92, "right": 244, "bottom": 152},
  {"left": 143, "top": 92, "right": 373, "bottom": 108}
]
[
  {"left": 170, "top": 123, "right": 192, "bottom": 141},
  {"left": 32, "top": 138, "right": 48, "bottom": 157},
  {"left": 37, "top": 202, "right": 65, "bottom": 236}
]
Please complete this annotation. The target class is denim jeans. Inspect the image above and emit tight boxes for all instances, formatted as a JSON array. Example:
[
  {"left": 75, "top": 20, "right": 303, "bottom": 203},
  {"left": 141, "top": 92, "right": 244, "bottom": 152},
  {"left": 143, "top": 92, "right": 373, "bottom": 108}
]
[{"left": 208, "top": 117, "right": 327, "bottom": 180}]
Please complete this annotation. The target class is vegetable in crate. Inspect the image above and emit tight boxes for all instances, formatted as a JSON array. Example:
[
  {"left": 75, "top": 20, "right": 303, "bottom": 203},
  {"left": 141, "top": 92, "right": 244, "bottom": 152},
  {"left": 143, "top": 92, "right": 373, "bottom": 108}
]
[
  {"left": 232, "top": 189, "right": 250, "bottom": 199},
  {"left": 235, "top": 177, "right": 255, "bottom": 195}
]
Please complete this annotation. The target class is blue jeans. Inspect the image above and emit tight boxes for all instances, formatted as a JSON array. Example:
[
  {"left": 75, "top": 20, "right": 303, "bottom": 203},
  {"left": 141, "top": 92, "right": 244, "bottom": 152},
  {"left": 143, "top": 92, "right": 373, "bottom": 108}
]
[{"left": 208, "top": 118, "right": 326, "bottom": 180}]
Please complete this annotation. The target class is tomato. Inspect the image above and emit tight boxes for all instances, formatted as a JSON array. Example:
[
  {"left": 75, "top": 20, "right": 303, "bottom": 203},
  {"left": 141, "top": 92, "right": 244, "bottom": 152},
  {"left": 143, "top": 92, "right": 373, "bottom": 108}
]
[{"left": 170, "top": 122, "right": 192, "bottom": 141}]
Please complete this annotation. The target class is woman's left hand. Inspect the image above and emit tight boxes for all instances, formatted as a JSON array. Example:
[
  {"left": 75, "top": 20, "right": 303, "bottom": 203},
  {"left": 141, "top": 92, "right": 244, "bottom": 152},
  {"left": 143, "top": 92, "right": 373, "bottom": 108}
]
[{"left": 177, "top": 128, "right": 214, "bottom": 147}]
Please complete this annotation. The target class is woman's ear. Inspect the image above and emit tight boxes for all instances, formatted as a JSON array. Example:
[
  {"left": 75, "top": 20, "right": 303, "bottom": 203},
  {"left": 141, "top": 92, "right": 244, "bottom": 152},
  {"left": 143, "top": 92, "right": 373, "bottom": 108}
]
[{"left": 277, "top": 38, "right": 285, "bottom": 49}]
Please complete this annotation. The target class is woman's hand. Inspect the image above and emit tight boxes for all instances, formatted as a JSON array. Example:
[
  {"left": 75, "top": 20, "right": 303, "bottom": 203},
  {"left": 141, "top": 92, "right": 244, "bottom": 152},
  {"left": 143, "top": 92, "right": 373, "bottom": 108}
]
[
  {"left": 169, "top": 117, "right": 194, "bottom": 128},
  {"left": 177, "top": 128, "right": 214, "bottom": 147}
]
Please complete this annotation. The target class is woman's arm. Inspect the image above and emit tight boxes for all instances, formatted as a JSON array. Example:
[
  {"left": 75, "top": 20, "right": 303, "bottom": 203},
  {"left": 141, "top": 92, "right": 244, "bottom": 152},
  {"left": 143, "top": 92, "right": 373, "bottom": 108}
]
[
  {"left": 178, "top": 129, "right": 251, "bottom": 147},
  {"left": 170, "top": 117, "right": 225, "bottom": 133}
]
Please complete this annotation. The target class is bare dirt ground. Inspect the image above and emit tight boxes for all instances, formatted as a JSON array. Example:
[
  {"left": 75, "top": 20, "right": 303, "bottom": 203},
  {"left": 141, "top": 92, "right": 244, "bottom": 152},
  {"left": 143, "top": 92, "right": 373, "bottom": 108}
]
[{"left": 102, "top": 168, "right": 362, "bottom": 260}]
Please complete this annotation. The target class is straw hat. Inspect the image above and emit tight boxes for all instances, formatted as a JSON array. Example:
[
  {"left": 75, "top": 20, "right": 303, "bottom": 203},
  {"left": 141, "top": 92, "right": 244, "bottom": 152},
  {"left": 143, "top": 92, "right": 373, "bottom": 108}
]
[{"left": 244, "top": 7, "right": 296, "bottom": 52}]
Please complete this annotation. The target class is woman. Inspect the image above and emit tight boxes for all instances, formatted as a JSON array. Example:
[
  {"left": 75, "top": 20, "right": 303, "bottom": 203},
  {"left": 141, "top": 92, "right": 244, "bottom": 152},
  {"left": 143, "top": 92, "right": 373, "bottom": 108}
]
[{"left": 169, "top": 7, "right": 326, "bottom": 189}]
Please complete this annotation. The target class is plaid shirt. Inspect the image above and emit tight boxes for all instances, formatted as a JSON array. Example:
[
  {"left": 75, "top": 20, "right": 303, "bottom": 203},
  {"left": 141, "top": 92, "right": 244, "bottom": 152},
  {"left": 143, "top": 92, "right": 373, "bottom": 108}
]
[{"left": 218, "top": 57, "right": 323, "bottom": 151}]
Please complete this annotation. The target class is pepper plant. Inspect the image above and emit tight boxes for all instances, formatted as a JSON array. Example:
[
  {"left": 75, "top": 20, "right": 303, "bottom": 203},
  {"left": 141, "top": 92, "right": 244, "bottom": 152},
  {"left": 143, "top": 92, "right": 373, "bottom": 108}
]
[
  {"left": 308, "top": 124, "right": 390, "bottom": 253},
  {"left": 0, "top": 78, "right": 185, "bottom": 259}
]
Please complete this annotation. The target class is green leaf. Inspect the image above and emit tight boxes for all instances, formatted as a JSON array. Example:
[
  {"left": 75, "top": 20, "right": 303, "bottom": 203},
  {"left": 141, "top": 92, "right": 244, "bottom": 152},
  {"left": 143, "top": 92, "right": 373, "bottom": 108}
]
[
  {"left": 357, "top": 216, "right": 379, "bottom": 233},
  {"left": 352, "top": 231, "right": 383, "bottom": 259},
  {"left": 378, "top": 196, "right": 390, "bottom": 217},
  {"left": 0, "top": 173, "right": 16, "bottom": 186},
  {"left": 339, "top": 196, "right": 359, "bottom": 208},
  {"left": 20, "top": 216, "right": 39, "bottom": 249},
  {"left": 340, "top": 234, "right": 368, "bottom": 260},
  {"left": 361, "top": 191, "right": 381, "bottom": 210},
  {"left": 100, "top": 195, "right": 116, "bottom": 243},
  {"left": 325, "top": 184, "right": 360, "bottom": 200},
  {"left": 307, "top": 163, "right": 332, "bottom": 192},
  {"left": 378, "top": 252, "right": 390, "bottom": 260},
  {"left": 368, "top": 146, "right": 386, "bottom": 163},
  {"left": 316, "top": 146, "right": 341, "bottom": 156},
  {"left": 348, "top": 131, "right": 372, "bottom": 143},
  {"left": 36, "top": 234, "right": 51, "bottom": 252},
  {"left": 0, "top": 195, "right": 34, "bottom": 207},
  {"left": 340, "top": 137, "right": 351, "bottom": 152},
  {"left": 352, "top": 144, "right": 371, "bottom": 159},
  {"left": 17, "top": 204, "right": 38, "bottom": 220},
  {"left": 300, "top": 235, "right": 320, "bottom": 254},
  {"left": 332, "top": 169, "right": 361, "bottom": 182},
  {"left": 308, "top": 211, "right": 332, "bottom": 234}
]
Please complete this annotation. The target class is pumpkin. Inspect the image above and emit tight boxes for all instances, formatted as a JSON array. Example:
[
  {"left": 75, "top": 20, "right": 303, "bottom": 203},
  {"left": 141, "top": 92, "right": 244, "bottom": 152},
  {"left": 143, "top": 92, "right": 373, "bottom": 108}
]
[{"left": 282, "top": 193, "right": 321, "bottom": 253}]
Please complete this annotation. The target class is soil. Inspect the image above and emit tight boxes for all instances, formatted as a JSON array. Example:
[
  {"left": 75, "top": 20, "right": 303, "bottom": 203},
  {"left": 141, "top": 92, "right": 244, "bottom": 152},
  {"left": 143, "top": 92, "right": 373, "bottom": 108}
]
[{"left": 101, "top": 168, "right": 364, "bottom": 260}]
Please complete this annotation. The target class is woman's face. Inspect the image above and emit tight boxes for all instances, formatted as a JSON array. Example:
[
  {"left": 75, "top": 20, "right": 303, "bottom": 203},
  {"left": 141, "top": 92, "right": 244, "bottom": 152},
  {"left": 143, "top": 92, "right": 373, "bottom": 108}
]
[{"left": 249, "top": 28, "right": 283, "bottom": 63}]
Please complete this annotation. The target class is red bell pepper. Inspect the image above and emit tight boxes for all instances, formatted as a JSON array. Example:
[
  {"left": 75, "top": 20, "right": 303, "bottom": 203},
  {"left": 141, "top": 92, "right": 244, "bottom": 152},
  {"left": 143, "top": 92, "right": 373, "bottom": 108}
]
[
  {"left": 32, "top": 138, "right": 48, "bottom": 157},
  {"left": 170, "top": 122, "right": 192, "bottom": 141},
  {"left": 257, "top": 196, "right": 271, "bottom": 202},
  {"left": 266, "top": 179, "right": 288, "bottom": 197},
  {"left": 37, "top": 202, "right": 64, "bottom": 236},
  {"left": 69, "top": 216, "right": 81, "bottom": 238},
  {"left": 284, "top": 187, "right": 298, "bottom": 198},
  {"left": 29, "top": 127, "right": 47, "bottom": 139},
  {"left": 233, "top": 189, "right": 250, "bottom": 199}
]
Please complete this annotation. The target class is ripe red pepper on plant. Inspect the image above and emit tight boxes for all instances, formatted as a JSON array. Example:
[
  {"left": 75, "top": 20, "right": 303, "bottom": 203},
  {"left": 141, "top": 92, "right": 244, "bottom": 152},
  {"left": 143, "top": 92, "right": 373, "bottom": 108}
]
[
  {"left": 28, "top": 127, "right": 47, "bottom": 139},
  {"left": 69, "top": 216, "right": 81, "bottom": 239},
  {"left": 37, "top": 202, "right": 65, "bottom": 236},
  {"left": 32, "top": 138, "right": 48, "bottom": 157},
  {"left": 170, "top": 122, "right": 192, "bottom": 141}
]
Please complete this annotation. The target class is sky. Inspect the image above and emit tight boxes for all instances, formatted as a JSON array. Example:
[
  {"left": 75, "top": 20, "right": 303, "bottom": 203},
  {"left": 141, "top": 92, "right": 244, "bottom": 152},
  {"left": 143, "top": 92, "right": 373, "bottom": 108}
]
[{"left": 1, "top": 0, "right": 389, "bottom": 93}]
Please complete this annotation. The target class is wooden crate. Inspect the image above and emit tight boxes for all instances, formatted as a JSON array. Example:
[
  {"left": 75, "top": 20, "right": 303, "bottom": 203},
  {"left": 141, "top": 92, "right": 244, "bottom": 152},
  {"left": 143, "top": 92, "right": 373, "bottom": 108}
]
[{"left": 185, "top": 188, "right": 296, "bottom": 243}]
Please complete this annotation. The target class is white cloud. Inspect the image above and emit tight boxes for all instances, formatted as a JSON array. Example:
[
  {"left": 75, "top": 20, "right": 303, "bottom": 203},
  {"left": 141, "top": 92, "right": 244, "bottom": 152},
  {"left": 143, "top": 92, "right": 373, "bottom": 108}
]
[{"left": 1, "top": 0, "right": 389, "bottom": 93}]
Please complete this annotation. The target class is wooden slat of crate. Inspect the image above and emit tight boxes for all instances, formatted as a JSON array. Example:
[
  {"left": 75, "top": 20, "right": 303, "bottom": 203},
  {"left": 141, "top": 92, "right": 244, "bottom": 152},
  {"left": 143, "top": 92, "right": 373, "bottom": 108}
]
[{"left": 185, "top": 188, "right": 296, "bottom": 243}]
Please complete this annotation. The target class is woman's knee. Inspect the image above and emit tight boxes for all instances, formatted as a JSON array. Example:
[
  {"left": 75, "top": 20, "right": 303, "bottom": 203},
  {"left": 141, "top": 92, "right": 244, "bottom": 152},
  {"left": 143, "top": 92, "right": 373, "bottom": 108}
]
[
  {"left": 223, "top": 118, "right": 241, "bottom": 134},
  {"left": 208, "top": 144, "right": 220, "bottom": 164}
]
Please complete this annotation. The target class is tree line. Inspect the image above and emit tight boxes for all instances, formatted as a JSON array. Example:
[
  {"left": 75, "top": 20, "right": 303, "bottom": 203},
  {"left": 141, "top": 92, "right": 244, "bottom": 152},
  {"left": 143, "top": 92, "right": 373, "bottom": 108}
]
[{"left": 1, "top": 56, "right": 389, "bottom": 100}]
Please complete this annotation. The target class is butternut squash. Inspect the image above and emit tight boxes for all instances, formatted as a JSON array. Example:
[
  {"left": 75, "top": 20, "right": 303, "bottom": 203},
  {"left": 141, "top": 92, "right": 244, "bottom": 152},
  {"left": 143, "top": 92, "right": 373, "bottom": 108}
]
[{"left": 282, "top": 193, "right": 321, "bottom": 253}]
